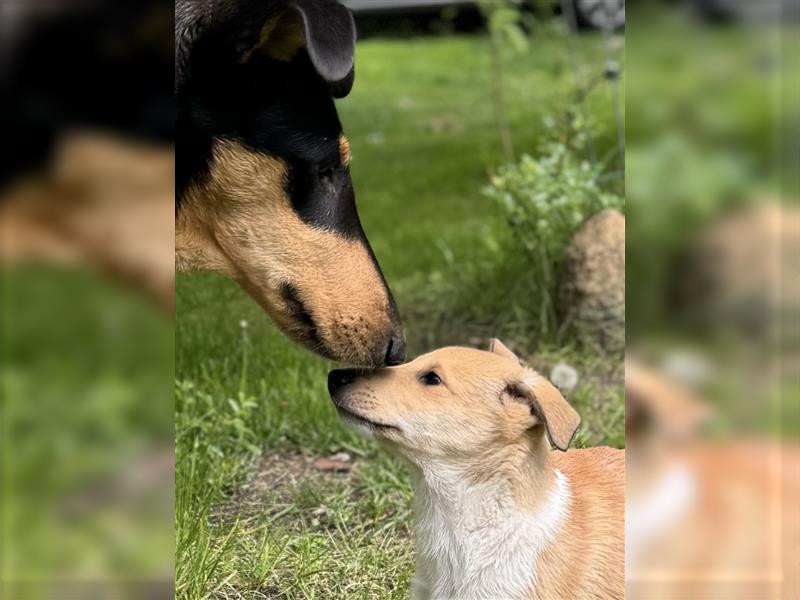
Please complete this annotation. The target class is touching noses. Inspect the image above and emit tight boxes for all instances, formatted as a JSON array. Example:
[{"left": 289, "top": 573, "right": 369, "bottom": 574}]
[{"left": 384, "top": 328, "right": 406, "bottom": 366}]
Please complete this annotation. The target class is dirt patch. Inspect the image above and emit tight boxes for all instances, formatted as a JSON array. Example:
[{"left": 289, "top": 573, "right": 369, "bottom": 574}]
[
  {"left": 210, "top": 452, "right": 360, "bottom": 526},
  {"left": 247, "top": 452, "right": 358, "bottom": 494}
]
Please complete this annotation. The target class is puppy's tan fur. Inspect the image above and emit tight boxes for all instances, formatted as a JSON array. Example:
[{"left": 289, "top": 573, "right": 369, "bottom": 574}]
[
  {"left": 332, "top": 340, "right": 624, "bottom": 599},
  {"left": 625, "top": 360, "right": 800, "bottom": 600}
]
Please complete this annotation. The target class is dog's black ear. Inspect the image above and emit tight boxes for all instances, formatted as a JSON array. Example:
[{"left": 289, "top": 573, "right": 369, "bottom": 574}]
[
  {"left": 238, "top": 0, "right": 355, "bottom": 97},
  {"left": 289, "top": 0, "right": 356, "bottom": 97},
  {"left": 176, "top": 0, "right": 356, "bottom": 97},
  {"left": 506, "top": 373, "right": 581, "bottom": 451}
]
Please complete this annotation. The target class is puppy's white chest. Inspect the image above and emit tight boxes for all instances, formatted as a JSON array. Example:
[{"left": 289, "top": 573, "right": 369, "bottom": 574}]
[
  {"left": 626, "top": 464, "right": 695, "bottom": 578},
  {"left": 413, "top": 471, "right": 570, "bottom": 600}
]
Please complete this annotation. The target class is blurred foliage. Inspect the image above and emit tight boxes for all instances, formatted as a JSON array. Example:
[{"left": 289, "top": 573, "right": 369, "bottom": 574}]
[
  {"left": 625, "top": 11, "right": 794, "bottom": 335},
  {"left": 473, "top": 2, "right": 625, "bottom": 341},
  {"left": 481, "top": 0, "right": 530, "bottom": 54},
  {"left": 624, "top": 10, "right": 796, "bottom": 454},
  {"left": 626, "top": 135, "right": 753, "bottom": 327},
  {"left": 478, "top": 0, "right": 529, "bottom": 160},
  {"left": 2, "top": 265, "right": 173, "bottom": 595}
]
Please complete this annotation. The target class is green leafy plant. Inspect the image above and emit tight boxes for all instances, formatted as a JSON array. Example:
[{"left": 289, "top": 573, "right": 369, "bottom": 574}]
[{"left": 484, "top": 111, "right": 624, "bottom": 335}]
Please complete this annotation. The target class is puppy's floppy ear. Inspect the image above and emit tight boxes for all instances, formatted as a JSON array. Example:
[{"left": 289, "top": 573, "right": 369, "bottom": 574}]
[
  {"left": 506, "top": 372, "right": 581, "bottom": 451},
  {"left": 625, "top": 359, "right": 711, "bottom": 441},
  {"left": 241, "top": 0, "right": 356, "bottom": 97},
  {"left": 488, "top": 338, "right": 519, "bottom": 363}
]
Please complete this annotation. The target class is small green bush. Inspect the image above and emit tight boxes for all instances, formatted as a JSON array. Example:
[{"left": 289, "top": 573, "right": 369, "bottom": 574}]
[{"left": 484, "top": 114, "right": 624, "bottom": 336}]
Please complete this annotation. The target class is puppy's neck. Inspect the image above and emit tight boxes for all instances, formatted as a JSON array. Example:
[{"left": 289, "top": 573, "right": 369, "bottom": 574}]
[
  {"left": 411, "top": 432, "right": 556, "bottom": 524},
  {"left": 407, "top": 433, "right": 570, "bottom": 599}
]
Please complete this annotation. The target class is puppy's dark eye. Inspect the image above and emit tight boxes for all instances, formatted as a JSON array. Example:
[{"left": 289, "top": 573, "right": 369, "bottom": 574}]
[{"left": 419, "top": 371, "right": 442, "bottom": 386}]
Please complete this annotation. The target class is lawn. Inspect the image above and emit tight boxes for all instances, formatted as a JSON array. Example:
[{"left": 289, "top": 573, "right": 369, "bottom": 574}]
[{"left": 176, "top": 32, "right": 624, "bottom": 600}]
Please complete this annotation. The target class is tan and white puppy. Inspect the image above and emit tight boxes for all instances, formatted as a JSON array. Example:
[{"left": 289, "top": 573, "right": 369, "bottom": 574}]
[
  {"left": 625, "top": 359, "right": 800, "bottom": 600},
  {"left": 328, "top": 340, "right": 624, "bottom": 600}
]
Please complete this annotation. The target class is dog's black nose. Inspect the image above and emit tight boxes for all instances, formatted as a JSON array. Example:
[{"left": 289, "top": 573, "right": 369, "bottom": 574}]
[
  {"left": 328, "top": 369, "right": 359, "bottom": 396},
  {"left": 384, "top": 332, "right": 406, "bottom": 366}
]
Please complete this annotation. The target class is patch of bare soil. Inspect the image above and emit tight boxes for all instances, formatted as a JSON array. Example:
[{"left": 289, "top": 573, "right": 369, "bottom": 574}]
[{"left": 210, "top": 452, "right": 359, "bottom": 526}]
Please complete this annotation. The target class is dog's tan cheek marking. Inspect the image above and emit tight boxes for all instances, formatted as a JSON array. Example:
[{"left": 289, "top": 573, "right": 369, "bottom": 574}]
[
  {"left": 176, "top": 184, "right": 236, "bottom": 274},
  {"left": 176, "top": 141, "right": 290, "bottom": 276},
  {"left": 195, "top": 141, "right": 394, "bottom": 362},
  {"left": 339, "top": 135, "right": 351, "bottom": 166}
]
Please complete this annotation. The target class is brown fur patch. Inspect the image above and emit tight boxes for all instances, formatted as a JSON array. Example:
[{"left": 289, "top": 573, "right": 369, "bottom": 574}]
[
  {"left": 175, "top": 140, "right": 395, "bottom": 364},
  {"left": 239, "top": 10, "right": 306, "bottom": 64},
  {"left": 511, "top": 373, "right": 581, "bottom": 451},
  {"left": 531, "top": 447, "right": 624, "bottom": 600},
  {"left": 1, "top": 132, "right": 175, "bottom": 312},
  {"left": 339, "top": 135, "right": 351, "bottom": 166}
]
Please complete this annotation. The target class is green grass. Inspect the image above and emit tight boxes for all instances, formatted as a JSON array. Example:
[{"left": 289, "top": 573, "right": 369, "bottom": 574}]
[{"left": 176, "top": 33, "right": 623, "bottom": 600}]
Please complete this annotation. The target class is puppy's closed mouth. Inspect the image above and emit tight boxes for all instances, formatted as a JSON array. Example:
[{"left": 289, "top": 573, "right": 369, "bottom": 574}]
[{"left": 334, "top": 405, "right": 400, "bottom": 432}]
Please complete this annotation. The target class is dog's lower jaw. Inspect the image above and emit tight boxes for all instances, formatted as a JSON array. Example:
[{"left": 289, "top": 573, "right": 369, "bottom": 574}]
[{"left": 407, "top": 454, "right": 570, "bottom": 600}]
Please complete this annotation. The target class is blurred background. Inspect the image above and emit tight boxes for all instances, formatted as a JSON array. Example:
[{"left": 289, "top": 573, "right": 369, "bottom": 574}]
[
  {"left": 625, "top": 1, "right": 798, "bottom": 599},
  {"left": 1, "top": 1, "right": 175, "bottom": 598}
]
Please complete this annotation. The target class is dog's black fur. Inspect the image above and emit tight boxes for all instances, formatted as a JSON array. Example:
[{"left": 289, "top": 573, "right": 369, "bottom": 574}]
[
  {"left": 3, "top": 0, "right": 404, "bottom": 365},
  {"left": 0, "top": 1, "right": 173, "bottom": 190},
  {"left": 177, "top": 0, "right": 405, "bottom": 365},
  {"left": 176, "top": 0, "right": 362, "bottom": 237}
]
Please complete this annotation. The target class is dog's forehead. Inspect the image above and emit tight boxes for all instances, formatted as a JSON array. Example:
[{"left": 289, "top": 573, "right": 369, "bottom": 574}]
[{"left": 414, "top": 347, "right": 517, "bottom": 375}]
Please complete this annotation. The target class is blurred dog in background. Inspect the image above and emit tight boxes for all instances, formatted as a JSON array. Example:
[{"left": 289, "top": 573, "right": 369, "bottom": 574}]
[{"left": 625, "top": 358, "right": 799, "bottom": 600}]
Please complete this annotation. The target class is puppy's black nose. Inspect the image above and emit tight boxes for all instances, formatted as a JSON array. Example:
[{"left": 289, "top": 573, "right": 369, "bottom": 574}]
[
  {"left": 384, "top": 332, "right": 406, "bottom": 366},
  {"left": 328, "top": 369, "right": 359, "bottom": 396}
]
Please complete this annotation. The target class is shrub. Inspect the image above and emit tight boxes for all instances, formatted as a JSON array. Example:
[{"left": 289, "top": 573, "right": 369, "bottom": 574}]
[{"left": 484, "top": 115, "right": 624, "bottom": 337}]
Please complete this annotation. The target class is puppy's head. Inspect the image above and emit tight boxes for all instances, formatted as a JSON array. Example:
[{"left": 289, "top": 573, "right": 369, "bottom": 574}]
[
  {"left": 327, "top": 339, "right": 581, "bottom": 464},
  {"left": 176, "top": 0, "right": 404, "bottom": 367},
  {"left": 625, "top": 358, "right": 711, "bottom": 445}
]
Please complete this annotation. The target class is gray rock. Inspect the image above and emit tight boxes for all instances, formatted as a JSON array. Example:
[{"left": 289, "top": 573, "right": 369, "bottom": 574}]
[
  {"left": 558, "top": 208, "right": 625, "bottom": 352},
  {"left": 681, "top": 201, "right": 799, "bottom": 338}
]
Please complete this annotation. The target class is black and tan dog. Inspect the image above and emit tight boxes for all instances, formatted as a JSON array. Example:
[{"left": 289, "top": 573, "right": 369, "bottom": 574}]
[{"left": 176, "top": 0, "right": 404, "bottom": 367}]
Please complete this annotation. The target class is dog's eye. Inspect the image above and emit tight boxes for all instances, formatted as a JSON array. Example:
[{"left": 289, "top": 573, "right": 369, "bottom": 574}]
[{"left": 419, "top": 371, "right": 442, "bottom": 386}]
